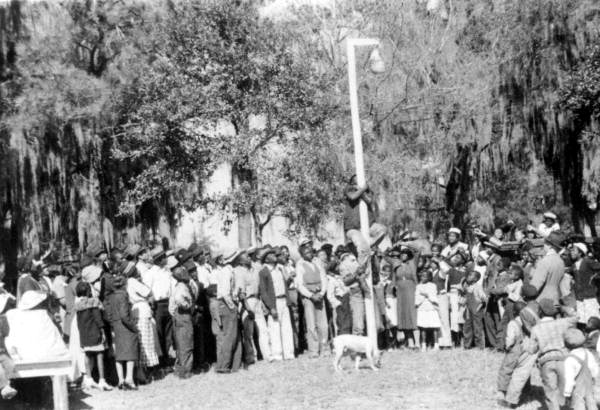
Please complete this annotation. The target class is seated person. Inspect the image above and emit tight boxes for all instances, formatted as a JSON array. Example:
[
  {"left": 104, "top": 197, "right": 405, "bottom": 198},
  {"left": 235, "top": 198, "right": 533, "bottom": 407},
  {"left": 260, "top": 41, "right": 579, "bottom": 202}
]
[{"left": 5, "top": 290, "right": 69, "bottom": 362}]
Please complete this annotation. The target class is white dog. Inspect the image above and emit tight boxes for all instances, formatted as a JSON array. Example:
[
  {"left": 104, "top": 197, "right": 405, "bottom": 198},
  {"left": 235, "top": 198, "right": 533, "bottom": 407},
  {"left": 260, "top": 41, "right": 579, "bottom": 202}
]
[{"left": 332, "top": 335, "right": 382, "bottom": 372}]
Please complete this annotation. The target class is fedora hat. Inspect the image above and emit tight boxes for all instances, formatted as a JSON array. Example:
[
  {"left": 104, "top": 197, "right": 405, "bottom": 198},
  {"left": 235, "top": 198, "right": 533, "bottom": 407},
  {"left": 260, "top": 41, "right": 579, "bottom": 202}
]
[
  {"left": 166, "top": 255, "right": 179, "bottom": 270},
  {"left": 257, "top": 247, "right": 278, "bottom": 263},
  {"left": 124, "top": 243, "right": 143, "bottom": 258},
  {"left": 150, "top": 246, "right": 166, "bottom": 262},
  {"left": 187, "top": 243, "right": 204, "bottom": 258},
  {"left": 543, "top": 211, "right": 557, "bottom": 221},
  {"left": 545, "top": 231, "right": 566, "bottom": 249}
]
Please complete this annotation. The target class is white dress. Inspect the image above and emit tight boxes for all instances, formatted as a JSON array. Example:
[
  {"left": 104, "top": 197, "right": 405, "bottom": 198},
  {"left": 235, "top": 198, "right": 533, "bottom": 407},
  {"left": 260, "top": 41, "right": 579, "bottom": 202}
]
[{"left": 415, "top": 282, "right": 441, "bottom": 329}]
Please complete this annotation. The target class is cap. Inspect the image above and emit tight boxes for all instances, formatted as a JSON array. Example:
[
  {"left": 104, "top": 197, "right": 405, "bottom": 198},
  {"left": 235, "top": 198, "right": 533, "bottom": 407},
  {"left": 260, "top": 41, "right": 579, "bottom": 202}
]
[
  {"left": 448, "top": 227, "right": 461, "bottom": 236},
  {"left": 543, "top": 212, "right": 557, "bottom": 220},
  {"left": 521, "top": 284, "right": 538, "bottom": 299},
  {"left": 539, "top": 298, "right": 557, "bottom": 317},
  {"left": 564, "top": 328, "right": 586, "bottom": 349},
  {"left": 573, "top": 242, "right": 588, "bottom": 255}
]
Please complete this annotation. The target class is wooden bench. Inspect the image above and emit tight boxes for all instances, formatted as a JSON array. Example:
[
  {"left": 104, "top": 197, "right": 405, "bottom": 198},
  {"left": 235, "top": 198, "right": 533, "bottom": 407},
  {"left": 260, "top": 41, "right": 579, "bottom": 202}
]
[{"left": 13, "top": 357, "right": 71, "bottom": 410}]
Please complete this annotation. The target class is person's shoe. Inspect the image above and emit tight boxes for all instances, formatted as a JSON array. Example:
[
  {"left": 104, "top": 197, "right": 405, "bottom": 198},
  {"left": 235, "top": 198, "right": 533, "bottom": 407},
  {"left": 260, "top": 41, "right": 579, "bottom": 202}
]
[
  {"left": 97, "top": 379, "right": 113, "bottom": 391},
  {"left": 498, "top": 399, "right": 517, "bottom": 408},
  {"left": 82, "top": 376, "right": 97, "bottom": 390},
  {"left": 117, "top": 383, "right": 125, "bottom": 390},
  {"left": 432, "top": 344, "right": 440, "bottom": 351},
  {"left": 1, "top": 385, "right": 17, "bottom": 400},
  {"left": 420, "top": 344, "right": 427, "bottom": 352},
  {"left": 494, "top": 391, "right": 505, "bottom": 401},
  {"left": 123, "top": 381, "right": 138, "bottom": 391}
]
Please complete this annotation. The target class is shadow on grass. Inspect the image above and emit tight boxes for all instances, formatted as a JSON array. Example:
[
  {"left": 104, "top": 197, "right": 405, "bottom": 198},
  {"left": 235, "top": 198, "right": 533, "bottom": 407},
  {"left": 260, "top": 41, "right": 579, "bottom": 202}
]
[{"left": 3, "top": 378, "right": 93, "bottom": 410}]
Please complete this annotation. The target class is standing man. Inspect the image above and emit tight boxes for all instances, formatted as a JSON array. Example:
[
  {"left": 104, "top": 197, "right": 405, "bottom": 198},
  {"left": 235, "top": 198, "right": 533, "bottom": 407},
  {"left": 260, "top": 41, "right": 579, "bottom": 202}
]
[
  {"left": 279, "top": 245, "right": 303, "bottom": 355},
  {"left": 213, "top": 251, "right": 242, "bottom": 373},
  {"left": 257, "top": 247, "right": 294, "bottom": 361},
  {"left": 193, "top": 245, "right": 216, "bottom": 366},
  {"left": 231, "top": 250, "right": 256, "bottom": 367},
  {"left": 527, "top": 299, "right": 577, "bottom": 410},
  {"left": 295, "top": 239, "right": 328, "bottom": 358},
  {"left": 530, "top": 231, "right": 566, "bottom": 304},
  {"left": 143, "top": 246, "right": 175, "bottom": 368}
]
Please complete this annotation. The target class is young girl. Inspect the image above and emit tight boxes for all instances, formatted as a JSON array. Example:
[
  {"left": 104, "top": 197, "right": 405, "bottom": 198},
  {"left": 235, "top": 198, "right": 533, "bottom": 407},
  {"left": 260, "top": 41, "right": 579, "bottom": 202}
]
[
  {"left": 75, "top": 281, "right": 112, "bottom": 391},
  {"left": 415, "top": 270, "right": 441, "bottom": 351},
  {"left": 379, "top": 264, "right": 397, "bottom": 349},
  {"left": 104, "top": 266, "right": 138, "bottom": 390}
]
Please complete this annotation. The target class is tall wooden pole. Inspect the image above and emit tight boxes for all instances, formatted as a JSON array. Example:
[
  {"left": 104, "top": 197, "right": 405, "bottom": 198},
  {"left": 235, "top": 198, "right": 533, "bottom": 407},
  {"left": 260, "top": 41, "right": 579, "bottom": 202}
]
[{"left": 347, "top": 38, "right": 380, "bottom": 347}]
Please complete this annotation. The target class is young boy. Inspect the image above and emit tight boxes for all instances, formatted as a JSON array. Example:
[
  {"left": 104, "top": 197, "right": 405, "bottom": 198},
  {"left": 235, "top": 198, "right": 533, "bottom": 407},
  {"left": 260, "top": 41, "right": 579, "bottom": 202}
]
[
  {"left": 563, "top": 328, "right": 599, "bottom": 409},
  {"left": 462, "top": 270, "right": 487, "bottom": 349},
  {"left": 0, "top": 291, "right": 17, "bottom": 400},
  {"left": 497, "top": 301, "right": 526, "bottom": 400}
]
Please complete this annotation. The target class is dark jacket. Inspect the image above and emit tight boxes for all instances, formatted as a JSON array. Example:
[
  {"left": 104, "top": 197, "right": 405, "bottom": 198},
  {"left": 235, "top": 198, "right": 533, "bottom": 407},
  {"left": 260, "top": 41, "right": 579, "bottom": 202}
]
[
  {"left": 104, "top": 288, "right": 137, "bottom": 333},
  {"left": 258, "top": 266, "right": 277, "bottom": 315},
  {"left": 75, "top": 297, "right": 105, "bottom": 348},
  {"left": 573, "top": 257, "right": 600, "bottom": 300}
]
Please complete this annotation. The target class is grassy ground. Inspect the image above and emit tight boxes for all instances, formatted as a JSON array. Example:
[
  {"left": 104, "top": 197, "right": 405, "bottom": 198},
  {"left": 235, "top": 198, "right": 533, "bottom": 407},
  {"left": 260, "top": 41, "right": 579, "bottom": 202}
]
[{"left": 7, "top": 348, "right": 548, "bottom": 410}]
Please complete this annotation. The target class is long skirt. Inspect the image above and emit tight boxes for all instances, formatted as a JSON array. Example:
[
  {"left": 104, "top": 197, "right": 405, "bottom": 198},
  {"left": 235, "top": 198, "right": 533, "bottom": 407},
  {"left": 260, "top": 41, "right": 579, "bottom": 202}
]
[
  {"left": 396, "top": 279, "right": 417, "bottom": 330},
  {"left": 137, "top": 316, "right": 160, "bottom": 367}
]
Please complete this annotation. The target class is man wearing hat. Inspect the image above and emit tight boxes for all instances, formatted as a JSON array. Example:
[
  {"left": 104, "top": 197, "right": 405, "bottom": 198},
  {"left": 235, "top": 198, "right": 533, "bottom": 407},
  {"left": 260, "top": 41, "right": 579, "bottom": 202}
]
[
  {"left": 569, "top": 242, "right": 600, "bottom": 326},
  {"left": 213, "top": 250, "right": 242, "bottom": 373},
  {"left": 343, "top": 175, "right": 388, "bottom": 266},
  {"left": 295, "top": 239, "right": 328, "bottom": 358},
  {"left": 189, "top": 244, "right": 214, "bottom": 369},
  {"left": 530, "top": 231, "right": 566, "bottom": 304},
  {"left": 534, "top": 212, "right": 560, "bottom": 239},
  {"left": 527, "top": 298, "right": 577, "bottom": 410},
  {"left": 441, "top": 227, "right": 469, "bottom": 258},
  {"left": 562, "top": 328, "right": 598, "bottom": 409},
  {"left": 257, "top": 246, "right": 294, "bottom": 361},
  {"left": 142, "top": 246, "right": 175, "bottom": 368},
  {"left": 278, "top": 245, "right": 303, "bottom": 354}
]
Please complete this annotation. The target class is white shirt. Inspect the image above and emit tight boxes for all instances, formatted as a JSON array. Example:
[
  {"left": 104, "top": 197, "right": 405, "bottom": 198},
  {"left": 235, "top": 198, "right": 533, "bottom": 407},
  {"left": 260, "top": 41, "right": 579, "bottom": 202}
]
[
  {"left": 271, "top": 266, "right": 287, "bottom": 297},
  {"left": 563, "top": 348, "right": 599, "bottom": 397},
  {"left": 142, "top": 264, "right": 175, "bottom": 301},
  {"left": 538, "top": 222, "right": 560, "bottom": 238},
  {"left": 195, "top": 263, "right": 214, "bottom": 288},
  {"left": 441, "top": 241, "right": 468, "bottom": 258},
  {"left": 295, "top": 259, "right": 328, "bottom": 298},
  {"left": 215, "top": 265, "right": 234, "bottom": 300},
  {"left": 127, "top": 277, "right": 152, "bottom": 318}
]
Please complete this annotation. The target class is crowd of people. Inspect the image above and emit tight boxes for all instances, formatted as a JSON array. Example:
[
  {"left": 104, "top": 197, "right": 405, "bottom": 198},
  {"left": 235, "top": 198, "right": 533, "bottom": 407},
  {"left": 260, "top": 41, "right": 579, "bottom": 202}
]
[{"left": 0, "top": 175, "right": 600, "bottom": 409}]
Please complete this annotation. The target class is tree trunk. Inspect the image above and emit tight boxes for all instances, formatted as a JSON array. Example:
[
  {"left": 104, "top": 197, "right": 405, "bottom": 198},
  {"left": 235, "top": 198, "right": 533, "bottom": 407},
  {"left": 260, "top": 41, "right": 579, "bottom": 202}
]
[{"left": 233, "top": 163, "right": 254, "bottom": 249}]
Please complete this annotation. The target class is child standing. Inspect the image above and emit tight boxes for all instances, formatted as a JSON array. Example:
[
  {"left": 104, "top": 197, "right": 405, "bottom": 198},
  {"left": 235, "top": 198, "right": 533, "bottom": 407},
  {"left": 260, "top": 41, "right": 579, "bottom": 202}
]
[
  {"left": 380, "top": 264, "right": 398, "bottom": 348},
  {"left": 497, "top": 301, "right": 526, "bottom": 399},
  {"left": 104, "top": 266, "right": 138, "bottom": 390},
  {"left": 462, "top": 270, "right": 488, "bottom": 349},
  {"left": 75, "top": 281, "right": 112, "bottom": 391},
  {"left": 0, "top": 292, "right": 16, "bottom": 400},
  {"left": 415, "top": 270, "right": 440, "bottom": 351},
  {"left": 563, "top": 328, "right": 599, "bottom": 409}
]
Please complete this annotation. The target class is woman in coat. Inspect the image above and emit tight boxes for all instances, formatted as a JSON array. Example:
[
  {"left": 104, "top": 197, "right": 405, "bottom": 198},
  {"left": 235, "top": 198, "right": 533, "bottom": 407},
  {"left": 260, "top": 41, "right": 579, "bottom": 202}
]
[
  {"left": 393, "top": 245, "right": 420, "bottom": 348},
  {"left": 104, "top": 264, "right": 138, "bottom": 390}
]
